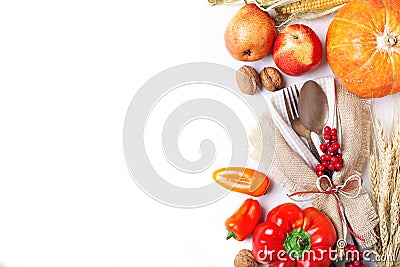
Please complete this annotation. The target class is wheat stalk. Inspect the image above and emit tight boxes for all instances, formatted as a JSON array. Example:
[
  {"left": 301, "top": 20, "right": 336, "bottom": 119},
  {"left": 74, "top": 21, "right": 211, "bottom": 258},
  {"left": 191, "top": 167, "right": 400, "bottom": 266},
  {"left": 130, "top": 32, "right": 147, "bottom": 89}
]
[
  {"left": 370, "top": 152, "right": 383, "bottom": 255},
  {"left": 375, "top": 120, "right": 390, "bottom": 251},
  {"left": 389, "top": 126, "right": 400, "bottom": 236},
  {"left": 389, "top": 117, "right": 400, "bottom": 262},
  {"left": 370, "top": 152, "right": 379, "bottom": 207},
  {"left": 372, "top": 115, "right": 400, "bottom": 266},
  {"left": 370, "top": 131, "right": 384, "bottom": 255}
]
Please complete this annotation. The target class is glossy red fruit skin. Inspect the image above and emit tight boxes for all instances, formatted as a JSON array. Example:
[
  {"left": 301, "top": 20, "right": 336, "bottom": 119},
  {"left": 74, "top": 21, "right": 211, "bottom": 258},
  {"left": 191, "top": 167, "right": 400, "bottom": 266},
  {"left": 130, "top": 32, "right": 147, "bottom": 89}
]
[
  {"left": 272, "top": 24, "right": 322, "bottom": 76},
  {"left": 331, "top": 156, "right": 338, "bottom": 163},
  {"left": 316, "top": 164, "right": 326, "bottom": 171},
  {"left": 324, "top": 126, "right": 331, "bottom": 133},
  {"left": 332, "top": 142, "right": 340, "bottom": 150},
  {"left": 320, "top": 144, "right": 327, "bottom": 152},
  {"left": 252, "top": 203, "right": 337, "bottom": 265},
  {"left": 335, "top": 162, "right": 343, "bottom": 170},
  {"left": 328, "top": 163, "right": 335, "bottom": 171}
]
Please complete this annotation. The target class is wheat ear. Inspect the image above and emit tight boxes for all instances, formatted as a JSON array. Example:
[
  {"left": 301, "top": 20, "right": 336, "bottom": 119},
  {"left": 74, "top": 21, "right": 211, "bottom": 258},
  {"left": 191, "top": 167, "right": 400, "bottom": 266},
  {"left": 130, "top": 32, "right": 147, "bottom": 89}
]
[{"left": 375, "top": 120, "right": 390, "bottom": 250}]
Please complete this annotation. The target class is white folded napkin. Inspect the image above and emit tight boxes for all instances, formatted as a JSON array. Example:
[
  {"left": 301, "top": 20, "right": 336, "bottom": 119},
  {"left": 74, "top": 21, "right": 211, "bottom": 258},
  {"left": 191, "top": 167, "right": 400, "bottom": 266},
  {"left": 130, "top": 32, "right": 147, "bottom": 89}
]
[{"left": 265, "top": 76, "right": 336, "bottom": 169}]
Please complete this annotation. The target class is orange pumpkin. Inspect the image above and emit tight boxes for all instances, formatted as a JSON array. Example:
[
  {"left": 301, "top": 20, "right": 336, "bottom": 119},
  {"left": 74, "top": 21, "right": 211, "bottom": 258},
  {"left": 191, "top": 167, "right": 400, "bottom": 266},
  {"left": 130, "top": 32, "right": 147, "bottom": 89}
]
[{"left": 326, "top": 0, "right": 400, "bottom": 98}]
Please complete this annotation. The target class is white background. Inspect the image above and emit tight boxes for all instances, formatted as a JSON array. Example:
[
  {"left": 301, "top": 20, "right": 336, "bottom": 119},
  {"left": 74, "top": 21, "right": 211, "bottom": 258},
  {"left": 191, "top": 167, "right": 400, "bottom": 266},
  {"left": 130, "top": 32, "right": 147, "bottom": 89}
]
[{"left": 0, "top": 1, "right": 395, "bottom": 267}]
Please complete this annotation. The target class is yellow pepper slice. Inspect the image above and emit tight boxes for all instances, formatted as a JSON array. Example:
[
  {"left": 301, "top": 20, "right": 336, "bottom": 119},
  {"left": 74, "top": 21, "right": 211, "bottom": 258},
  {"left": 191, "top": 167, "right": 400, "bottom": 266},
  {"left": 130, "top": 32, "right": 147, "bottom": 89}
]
[{"left": 213, "top": 167, "right": 270, "bottom": 197}]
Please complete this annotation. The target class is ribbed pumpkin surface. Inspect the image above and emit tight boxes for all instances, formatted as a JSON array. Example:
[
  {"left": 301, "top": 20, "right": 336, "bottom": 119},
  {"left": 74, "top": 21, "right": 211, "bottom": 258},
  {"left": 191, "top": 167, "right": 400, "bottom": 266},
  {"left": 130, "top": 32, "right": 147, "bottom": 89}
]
[{"left": 326, "top": 0, "right": 400, "bottom": 98}]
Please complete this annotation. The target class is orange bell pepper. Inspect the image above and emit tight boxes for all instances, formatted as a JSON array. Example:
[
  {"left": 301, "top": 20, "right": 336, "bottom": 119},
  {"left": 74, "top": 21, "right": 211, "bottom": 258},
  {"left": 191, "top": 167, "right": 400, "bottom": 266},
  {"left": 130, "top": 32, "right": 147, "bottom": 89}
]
[
  {"left": 225, "top": 198, "right": 261, "bottom": 241},
  {"left": 213, "top": 167, "right": 270, "bottom": 197}
]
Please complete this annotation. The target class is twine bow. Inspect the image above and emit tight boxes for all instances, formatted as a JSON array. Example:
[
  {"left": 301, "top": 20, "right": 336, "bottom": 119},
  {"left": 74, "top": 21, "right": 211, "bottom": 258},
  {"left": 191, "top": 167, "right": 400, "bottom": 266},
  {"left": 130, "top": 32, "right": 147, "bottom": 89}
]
[{"left": 288, "top": 173, "right": 365, "bottom": 242}]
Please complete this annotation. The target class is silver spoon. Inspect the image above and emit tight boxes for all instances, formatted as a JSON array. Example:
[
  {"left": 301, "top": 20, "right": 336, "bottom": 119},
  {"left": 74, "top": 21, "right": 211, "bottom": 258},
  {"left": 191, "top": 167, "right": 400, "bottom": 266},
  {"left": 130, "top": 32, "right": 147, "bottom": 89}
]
[{"left": 298, "top": 80, "right": 329, "bottom": 143}]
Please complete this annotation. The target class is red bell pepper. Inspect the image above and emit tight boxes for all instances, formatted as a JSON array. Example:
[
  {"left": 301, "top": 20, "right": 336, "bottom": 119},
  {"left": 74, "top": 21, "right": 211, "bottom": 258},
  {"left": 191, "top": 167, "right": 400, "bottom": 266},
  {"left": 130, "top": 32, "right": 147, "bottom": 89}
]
[
  {"left": 252, "top": 203, "right": 337, "bottom": 267},
  {"left": 225, "top": 198, "right": 261, "bottom": 241}
]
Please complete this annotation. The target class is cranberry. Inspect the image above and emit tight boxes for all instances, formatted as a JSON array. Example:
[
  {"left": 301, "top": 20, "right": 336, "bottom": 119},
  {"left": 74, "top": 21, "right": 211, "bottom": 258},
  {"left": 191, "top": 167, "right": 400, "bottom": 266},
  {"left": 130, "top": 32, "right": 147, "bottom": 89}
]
[
  {"left": 353, "top": 260, "right": 361, "bottom": 267},
  {"left": 317, "top": 170, "right": 324, "bottom": 177},
  {"left": 324, "top": 134, "right": 331, "bottom": 141},
  {"left": 328, "top": 163, "right": 335, "bottom": 171},
  {"left": 335, "top": 162, "right": 343, "bottom": 170},
  {"left": 322, "top": 161, "right": 329, "bottom": 167},
  {"left": 328, "top": 146, "right": 336, "bottom": 153},
  {"left": 332, "top": 142, "right": 340, "bottom": 150},
  {"left": 345, "top": 263, "right": 354, "bottom": 267},
  {"left": 331, "top": 128, "right": 337, "bottom": 135},
  {"left": 324, "top": 154, "right": 332, "bottom": 161},
  {"left": 316, "top": 164, "right": 325, "bottom": 171},
  {"left": 331, "top": 135, "right": 338, "bottom": 141},
  {"left": 320, "top": 143, "right": 327, "bottom": 152},
  {"left": 331, "top": 156, "right": 338, "bottom": 163},
  {"left": 324, "top": 126, "right": 331, "bottom": 133}
]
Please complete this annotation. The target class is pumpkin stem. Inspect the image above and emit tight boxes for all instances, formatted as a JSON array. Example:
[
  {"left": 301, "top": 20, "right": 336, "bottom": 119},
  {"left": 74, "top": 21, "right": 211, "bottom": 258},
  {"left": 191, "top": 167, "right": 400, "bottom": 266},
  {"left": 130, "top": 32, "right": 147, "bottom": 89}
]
[{"left": 388, "top": 36, "right": 397, "bottom": 46}]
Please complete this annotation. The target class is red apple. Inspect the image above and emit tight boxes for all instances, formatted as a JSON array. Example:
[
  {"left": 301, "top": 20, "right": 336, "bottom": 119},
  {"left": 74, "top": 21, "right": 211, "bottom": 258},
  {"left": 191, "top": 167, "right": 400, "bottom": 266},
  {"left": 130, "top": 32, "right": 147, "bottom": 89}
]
[{"left": 272, "top": 24, "right": 322, "bottom": 76}]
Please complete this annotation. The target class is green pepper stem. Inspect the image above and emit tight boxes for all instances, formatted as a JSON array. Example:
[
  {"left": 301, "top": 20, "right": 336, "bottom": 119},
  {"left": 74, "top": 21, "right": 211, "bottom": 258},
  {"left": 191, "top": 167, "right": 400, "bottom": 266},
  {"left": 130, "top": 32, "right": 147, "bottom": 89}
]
[
  {"left": 226, "top": 230, "right": 237, "bottom": 240},
  {"left": 296, "top": 236, "right": 308, "bottom": 249},
  {"left": 283, "top": 228, "right": 311, "bottom": 259}
]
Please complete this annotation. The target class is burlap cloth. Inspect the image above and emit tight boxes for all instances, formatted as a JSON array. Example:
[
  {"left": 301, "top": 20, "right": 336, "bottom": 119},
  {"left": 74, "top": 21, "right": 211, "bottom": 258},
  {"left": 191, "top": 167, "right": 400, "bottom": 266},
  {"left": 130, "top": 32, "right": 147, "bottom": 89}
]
[{"left": 249, "top": 80, "right": 378, "bottom": 248}]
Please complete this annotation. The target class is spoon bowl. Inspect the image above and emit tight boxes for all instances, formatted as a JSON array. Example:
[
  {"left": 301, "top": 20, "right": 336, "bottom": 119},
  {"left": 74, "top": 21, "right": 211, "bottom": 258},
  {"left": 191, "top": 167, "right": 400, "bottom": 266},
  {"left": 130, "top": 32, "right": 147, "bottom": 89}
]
[{"left": 298, "top": 80, "right": 329, "bottom": 142}]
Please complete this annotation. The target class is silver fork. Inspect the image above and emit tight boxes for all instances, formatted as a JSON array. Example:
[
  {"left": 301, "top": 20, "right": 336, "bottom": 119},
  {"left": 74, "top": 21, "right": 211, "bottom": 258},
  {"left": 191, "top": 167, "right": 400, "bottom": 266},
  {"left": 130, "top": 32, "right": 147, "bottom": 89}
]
[{"left": 283, "top": 86, "right": 320, "bottom": 161}]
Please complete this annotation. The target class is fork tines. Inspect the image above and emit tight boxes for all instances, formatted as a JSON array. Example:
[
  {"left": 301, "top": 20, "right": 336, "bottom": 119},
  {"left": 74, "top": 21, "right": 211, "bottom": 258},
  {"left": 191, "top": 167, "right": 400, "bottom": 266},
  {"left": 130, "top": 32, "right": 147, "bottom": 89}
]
[{"left": 283, "top": 86, "right": 300, "bottom": 122}]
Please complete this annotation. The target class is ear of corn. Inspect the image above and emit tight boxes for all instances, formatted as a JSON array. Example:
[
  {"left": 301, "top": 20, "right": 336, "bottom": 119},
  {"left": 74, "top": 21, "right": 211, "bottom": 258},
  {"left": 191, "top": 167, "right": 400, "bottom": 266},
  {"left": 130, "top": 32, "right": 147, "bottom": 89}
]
[
  {"left": 274, "top": 0, "right": 349, "bottom": 15},
  {"left": 208, "top": 0, "right": 282, "bottom": 6},
  {"left": 207, "top": 0, "right": 349, "bottom": 28},
  {"left": 263, "top": 0, "right": 349, "bottom": 28}
]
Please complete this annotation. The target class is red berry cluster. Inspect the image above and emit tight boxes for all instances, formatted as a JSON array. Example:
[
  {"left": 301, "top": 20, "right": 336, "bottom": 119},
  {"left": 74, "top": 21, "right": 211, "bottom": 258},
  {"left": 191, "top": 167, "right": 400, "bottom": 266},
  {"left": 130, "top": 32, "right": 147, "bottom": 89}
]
[
  {"left": 316, "top": 126, "right": 343, "bottom": 177},
  {"left": 344, "top": 245, "right": 365, "bottom": 267}
]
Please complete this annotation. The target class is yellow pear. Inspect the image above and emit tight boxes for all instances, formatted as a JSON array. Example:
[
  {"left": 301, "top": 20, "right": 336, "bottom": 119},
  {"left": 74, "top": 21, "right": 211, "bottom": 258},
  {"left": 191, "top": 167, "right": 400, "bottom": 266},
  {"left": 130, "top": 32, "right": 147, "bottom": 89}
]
[{"left": 224, "top": 4, "right": 276, "bottom": 62}]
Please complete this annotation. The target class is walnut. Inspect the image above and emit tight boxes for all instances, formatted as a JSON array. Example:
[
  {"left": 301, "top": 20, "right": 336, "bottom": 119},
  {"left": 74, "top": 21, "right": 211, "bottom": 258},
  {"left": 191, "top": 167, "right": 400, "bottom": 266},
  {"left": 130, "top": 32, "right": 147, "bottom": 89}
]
[
  {"left": 236, "top": 65, "right": 261, "bottom": 95},
  {"left": 234, "top": 249, "right": 258, "bottom": 267},
  {"left": 260, "top": 67, "right": 284, "bottom": 92}
]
